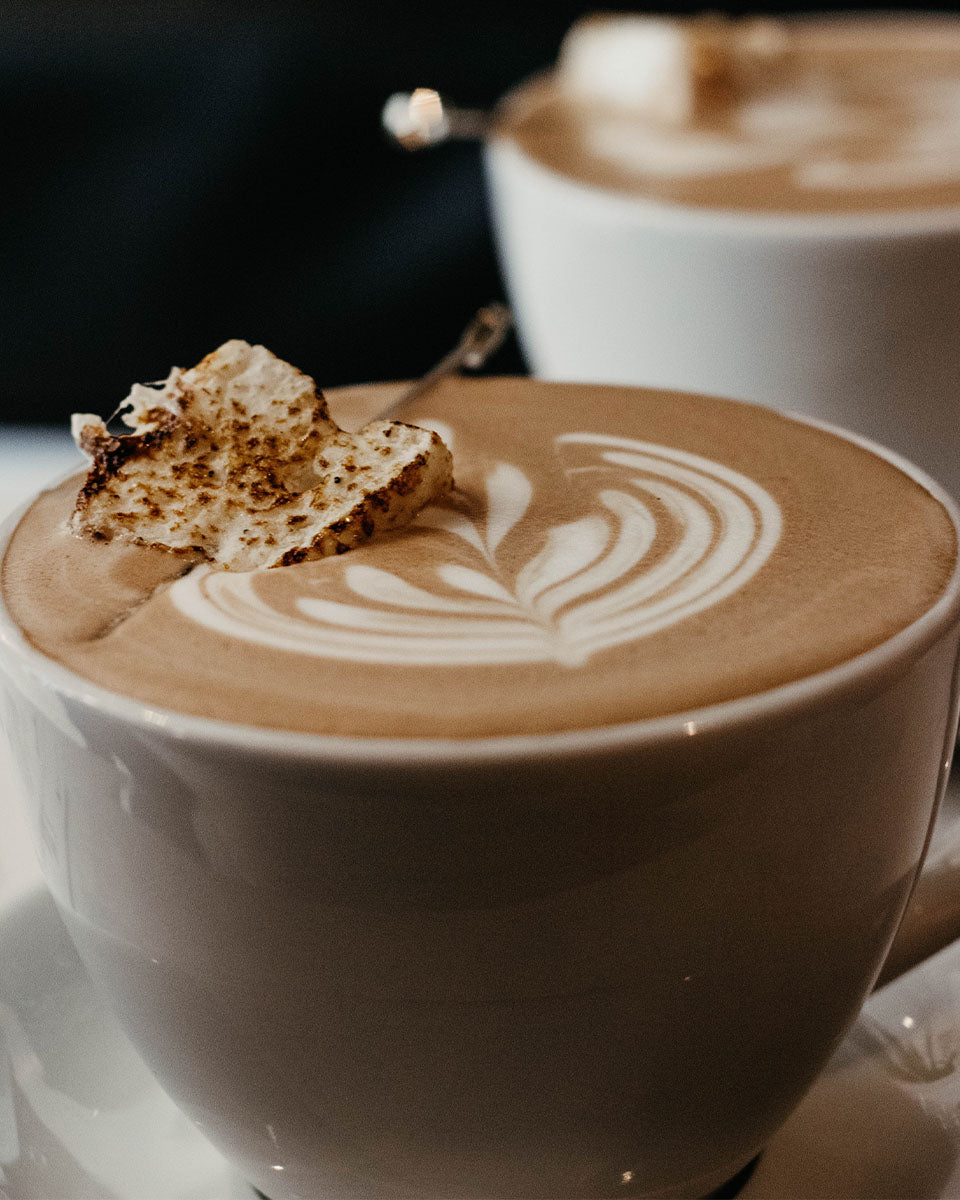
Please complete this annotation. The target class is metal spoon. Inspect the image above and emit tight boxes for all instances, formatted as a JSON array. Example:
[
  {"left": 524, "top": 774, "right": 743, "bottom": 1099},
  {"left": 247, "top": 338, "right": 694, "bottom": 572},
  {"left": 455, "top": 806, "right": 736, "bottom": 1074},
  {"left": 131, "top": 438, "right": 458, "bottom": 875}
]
[
  {"left": 124, "top": 306, "right": 511, "bottom": 430},
  {"left": 381, "top": 89, "right": 488, "bottom": 150},
  {"left": 375, "top": 303, "right": 513, "bottom": 421}
]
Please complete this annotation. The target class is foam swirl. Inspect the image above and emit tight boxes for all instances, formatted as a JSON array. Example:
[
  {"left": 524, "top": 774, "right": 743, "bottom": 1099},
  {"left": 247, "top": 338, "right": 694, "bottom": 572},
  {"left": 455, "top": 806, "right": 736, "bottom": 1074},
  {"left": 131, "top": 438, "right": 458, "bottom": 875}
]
[
  {"left": 169, "top": 432, "right": 782, "bottom": 667},
  {"left": 579, "top": 71, "right": 960, "bottom": 194}
]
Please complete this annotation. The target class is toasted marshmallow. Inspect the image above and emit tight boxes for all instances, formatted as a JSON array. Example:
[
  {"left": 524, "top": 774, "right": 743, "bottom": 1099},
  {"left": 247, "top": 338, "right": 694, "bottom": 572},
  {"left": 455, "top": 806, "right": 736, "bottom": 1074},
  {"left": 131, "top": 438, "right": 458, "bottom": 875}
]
[
  {"left": 557, "top": 14, "right": 789, "bottom": 125},
  {"left": 71, "top": 341, "right": 453, "bottom": 571}
]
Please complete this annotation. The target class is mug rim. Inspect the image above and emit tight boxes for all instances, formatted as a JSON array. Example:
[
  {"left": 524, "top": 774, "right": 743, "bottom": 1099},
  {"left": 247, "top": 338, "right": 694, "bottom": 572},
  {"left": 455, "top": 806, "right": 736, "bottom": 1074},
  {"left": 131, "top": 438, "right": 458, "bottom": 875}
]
[
  {"left": 485, "top": 134, "right": 960, "bottom": 240},
  {"left": 2, "top": 400, "right": 960, "bottom": 767}
]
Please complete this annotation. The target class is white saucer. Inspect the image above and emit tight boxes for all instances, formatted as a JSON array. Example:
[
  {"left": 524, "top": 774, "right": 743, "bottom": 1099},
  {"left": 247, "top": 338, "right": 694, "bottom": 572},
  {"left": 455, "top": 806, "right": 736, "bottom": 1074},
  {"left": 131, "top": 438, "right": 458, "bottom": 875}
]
[
  {"left": 0, "top": 886, "right": 249, "bottom": 1200},
  {"left": 3, "top": 882, "right": 960, "bottom": 1200}
]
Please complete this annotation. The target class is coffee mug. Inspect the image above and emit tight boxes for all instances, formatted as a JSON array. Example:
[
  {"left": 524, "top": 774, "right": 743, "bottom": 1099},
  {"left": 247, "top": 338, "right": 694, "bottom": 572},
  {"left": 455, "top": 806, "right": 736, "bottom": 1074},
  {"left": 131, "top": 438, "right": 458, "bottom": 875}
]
[
  {"left": 2, "top": 390, "right": 960, "bottom": 1198},
  {"left": 482, "top": 19, "right": 960, "bottom": 502}
]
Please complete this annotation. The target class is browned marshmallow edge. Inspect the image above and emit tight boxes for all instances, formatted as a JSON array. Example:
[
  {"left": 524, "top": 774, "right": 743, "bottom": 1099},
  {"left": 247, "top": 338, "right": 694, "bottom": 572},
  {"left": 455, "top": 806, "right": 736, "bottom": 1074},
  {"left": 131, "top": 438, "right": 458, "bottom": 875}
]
[{"left": 69, "top": 340, "right": 453, "bottom": 571}]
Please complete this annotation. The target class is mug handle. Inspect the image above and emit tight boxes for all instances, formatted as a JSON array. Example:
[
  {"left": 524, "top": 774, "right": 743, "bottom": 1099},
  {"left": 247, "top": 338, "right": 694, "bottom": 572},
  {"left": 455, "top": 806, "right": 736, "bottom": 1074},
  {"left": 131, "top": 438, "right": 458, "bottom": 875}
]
[{"left": 877, "top": 768, "right": 960, "bottom": 987}]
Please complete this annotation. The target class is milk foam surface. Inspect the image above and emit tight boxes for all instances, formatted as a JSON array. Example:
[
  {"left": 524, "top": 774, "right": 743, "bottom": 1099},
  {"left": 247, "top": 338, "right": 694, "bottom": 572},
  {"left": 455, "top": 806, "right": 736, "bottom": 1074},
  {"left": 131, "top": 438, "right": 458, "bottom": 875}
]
[
  {"left": 498, "top": 15, "right": 960, "bottom": 215},
  {"left": 3, "top": 378, "right": 956, "bottom": 737}
]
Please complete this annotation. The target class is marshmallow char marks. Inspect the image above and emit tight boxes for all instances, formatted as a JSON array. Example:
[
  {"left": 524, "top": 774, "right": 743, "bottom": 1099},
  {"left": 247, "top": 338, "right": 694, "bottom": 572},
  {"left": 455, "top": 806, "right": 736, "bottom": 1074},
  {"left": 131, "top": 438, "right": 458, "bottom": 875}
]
[{"left": 71, "top": 341, "right": 454, "bottom": 571}]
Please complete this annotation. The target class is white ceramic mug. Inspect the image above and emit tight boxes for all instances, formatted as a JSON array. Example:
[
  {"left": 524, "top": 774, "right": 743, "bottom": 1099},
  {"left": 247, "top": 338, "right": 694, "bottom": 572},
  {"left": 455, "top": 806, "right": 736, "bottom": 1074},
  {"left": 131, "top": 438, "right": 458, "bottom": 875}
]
[
  {"left": 2, "top": 420, "right": 960, "bottom": 1199},
  {"left": 484, "top": 133, "right": 960, "bottom": 502}
]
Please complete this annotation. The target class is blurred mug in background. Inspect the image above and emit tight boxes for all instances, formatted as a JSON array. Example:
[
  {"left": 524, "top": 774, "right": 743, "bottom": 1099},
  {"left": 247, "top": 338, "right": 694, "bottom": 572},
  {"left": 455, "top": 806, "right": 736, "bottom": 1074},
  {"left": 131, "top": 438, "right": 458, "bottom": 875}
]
[{"left": 484, "top": 12, "right": 960, "bottom": 500}]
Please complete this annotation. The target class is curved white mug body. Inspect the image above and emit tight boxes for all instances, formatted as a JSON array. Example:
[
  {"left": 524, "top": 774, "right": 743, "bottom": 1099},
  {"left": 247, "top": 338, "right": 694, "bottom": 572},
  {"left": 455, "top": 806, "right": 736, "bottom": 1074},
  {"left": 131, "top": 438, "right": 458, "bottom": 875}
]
[
  {"left": 2, "top": 432, "right": 960, "bottom": 1198},
  {"left": 485, "top": 134, "right": 960, "bottom": 502}
]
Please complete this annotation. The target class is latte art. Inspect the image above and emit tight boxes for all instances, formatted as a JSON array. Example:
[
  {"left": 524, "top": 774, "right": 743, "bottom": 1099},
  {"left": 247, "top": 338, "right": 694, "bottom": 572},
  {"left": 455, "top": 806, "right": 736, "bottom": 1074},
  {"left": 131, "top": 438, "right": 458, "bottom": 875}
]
[
  {"left": 579, "top": 81, "right": 960, "bottom": 195},
  {"left": 172, "top": 432, "right": 781, "bottom": 667},
  {"left": 3, "top": 378, "right": 955, "bottom": 737},
  {"left": 498, "top": 16, "right": 960, "bottom": 215}
]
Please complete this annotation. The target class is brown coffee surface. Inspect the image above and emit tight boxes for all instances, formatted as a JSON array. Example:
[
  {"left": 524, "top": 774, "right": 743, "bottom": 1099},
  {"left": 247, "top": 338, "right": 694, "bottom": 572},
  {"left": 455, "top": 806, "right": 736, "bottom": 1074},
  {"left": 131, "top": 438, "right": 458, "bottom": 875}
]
[
  {"left": 498, "top": 16, "right": 960, "bottom": 215},
  {"left": 3, "top": 378, "right": 956, "bottom": 737}
]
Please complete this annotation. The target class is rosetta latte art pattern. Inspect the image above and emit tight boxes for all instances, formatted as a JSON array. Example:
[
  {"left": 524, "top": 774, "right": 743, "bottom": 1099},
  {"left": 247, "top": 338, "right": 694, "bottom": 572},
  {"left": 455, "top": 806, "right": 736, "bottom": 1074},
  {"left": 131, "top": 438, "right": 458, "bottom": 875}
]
[{"left": 170, "top": 432, "right": 782, "bottom": 667}]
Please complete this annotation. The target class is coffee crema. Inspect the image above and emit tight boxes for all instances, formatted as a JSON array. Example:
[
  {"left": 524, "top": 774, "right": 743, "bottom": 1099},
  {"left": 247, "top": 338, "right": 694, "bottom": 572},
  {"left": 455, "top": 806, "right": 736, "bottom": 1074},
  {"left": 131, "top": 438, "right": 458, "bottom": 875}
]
[
  {"left": 3, "top": 378, "right": 956, "bottom": 737},
  {"left": 497, "top": 16, "right": 960, "bottom": 215}
]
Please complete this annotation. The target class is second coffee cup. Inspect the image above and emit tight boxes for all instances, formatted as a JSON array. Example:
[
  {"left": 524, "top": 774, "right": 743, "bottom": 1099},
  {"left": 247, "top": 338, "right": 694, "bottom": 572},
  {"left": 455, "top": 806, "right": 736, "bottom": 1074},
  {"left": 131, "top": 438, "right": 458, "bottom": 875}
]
[{"left": 485, "top": 13, "right": 960, "bottom": 501}]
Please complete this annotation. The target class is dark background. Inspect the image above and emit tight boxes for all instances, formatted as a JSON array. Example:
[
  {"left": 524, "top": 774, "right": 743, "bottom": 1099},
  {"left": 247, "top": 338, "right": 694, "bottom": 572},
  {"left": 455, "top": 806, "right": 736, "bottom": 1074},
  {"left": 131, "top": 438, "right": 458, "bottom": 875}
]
[{"left": 4, "top": 2, "right": 956, "bottom": 424}]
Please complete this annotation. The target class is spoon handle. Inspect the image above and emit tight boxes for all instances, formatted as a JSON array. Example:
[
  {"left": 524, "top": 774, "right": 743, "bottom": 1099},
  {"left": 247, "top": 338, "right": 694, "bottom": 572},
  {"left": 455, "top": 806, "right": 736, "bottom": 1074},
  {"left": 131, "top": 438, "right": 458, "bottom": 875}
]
[
  {"left": 382, "top": 89, "right": 489, "bottom": 150},
  {"left": 375, "top": 304, "right": 513, "bottom": 422}
]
